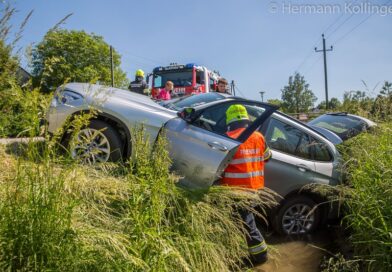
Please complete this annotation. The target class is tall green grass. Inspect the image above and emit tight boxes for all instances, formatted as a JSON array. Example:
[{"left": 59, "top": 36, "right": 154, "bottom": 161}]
[
  {"left": 306, "top": 123, "right": 391, "bottom": 271},
  {"left": 340, "top": 123, "right": 392, "bottom": 271},
  {"left": 0, "top": 126, "right": 276, "bottom": 271}
]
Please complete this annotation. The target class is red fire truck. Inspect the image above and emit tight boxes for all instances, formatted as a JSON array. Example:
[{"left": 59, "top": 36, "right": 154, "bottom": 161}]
[{"left": 149, "top": 63, "right": 221, "bottom": 98}]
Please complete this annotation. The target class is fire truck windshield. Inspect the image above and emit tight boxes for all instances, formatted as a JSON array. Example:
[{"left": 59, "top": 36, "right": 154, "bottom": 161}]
[{"left": 153, "top": 69, "right": 193, "bottom": 88}]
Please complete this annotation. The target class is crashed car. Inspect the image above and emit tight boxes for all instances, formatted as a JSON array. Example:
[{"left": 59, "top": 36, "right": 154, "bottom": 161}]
[
  {"left": 47, "top": 83, "right": 344, "bottom": 235},
  {"left": 308, "top": 112, "right": 376, "bottom": 142}
]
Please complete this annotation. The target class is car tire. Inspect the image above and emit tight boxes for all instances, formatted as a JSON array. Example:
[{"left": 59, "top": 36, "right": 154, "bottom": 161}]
[
  {"left": 273, "top": 195, "right": 321, "bottom": 235},
  {"left": 70, "top": 119, "right": 122, "bottom": 163}
]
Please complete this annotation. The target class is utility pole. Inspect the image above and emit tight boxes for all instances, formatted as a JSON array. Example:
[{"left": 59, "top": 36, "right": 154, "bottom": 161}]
[
  {"left": 110, "top": 45, "right": 114, "bottom": 87},
  {"left": 315, "top": 34, "right": 333, "bottom": 110},
  {"left": 231, "top": 80, "right": 236, "bottom": 96},
  {"left": 259, "top": 91, "right": 265, "bottom": 102}
]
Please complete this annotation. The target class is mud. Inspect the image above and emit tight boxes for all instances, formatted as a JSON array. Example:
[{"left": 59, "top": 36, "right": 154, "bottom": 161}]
[{"left": 254, "top": 228, "right": 339, "bottom": 272}]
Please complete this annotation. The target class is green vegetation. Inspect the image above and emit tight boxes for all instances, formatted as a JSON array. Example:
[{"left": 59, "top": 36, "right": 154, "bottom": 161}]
[
  {"left": 32, "top": 29, "right": 129, "bottom": 92},
  {"left": 339, "top": 123, "right": 392, "bottom": 271},
  {"left": 281, "top": 72, "right": 317, "bottom": 113},
  {"left": 0, "top": 6, "right": 128, "bottom": 138},
  {"left": 0, "top": 125, "right": 276, "bottom": 271},
  {"left": 0, "top": 6, "right": 49, "bottom": 137},
  {"left": 316, "top": 97, "right": 342, "bottom": 110}
]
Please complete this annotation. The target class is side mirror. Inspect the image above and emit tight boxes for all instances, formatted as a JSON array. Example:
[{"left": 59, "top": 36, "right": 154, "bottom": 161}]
[{"left": 177, "top": 107, "right": 196, "bottom": 123}]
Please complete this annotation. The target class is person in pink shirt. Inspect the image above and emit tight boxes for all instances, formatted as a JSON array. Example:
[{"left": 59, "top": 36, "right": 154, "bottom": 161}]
[{"left": 158, "top": 81, "right": 173, "bottom": 100}]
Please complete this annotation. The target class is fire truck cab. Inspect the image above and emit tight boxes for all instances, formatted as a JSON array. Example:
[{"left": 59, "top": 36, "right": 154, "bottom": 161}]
[{"left": 150, "top": 63, "right": 221, "bottom": 98}]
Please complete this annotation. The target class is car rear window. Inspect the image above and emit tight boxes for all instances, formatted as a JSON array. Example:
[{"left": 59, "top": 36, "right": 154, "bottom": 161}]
[{"left": 308, "top": 114, "right": 366, "bottom": 140}]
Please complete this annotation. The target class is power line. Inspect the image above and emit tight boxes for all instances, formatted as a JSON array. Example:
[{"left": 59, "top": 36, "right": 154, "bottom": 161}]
[
  {"left": 322, "top": 13, "right": 346, "bottom": 36},
  {"left": 295, "top": 45, "right": 319, "bottom": 73},
  {"left": 322, "top": 0, "right": 358, "bottom": 36},
  {"left": 302, "top": 55, "right": 323, "bottom": 76},
  {"left": 121, "top": 54, "right": 156, "bottom": 68},
  {"left": 294, "top": 0, "right": 357, "bottom": 74},
  {"left": 325, "top": 13, "right": 356, "bottom": 40},
  {"left": 117, "top": 47, "right": 165, "bottom": 66},
  {"left": 332, "top": 0, "right": 392, "bottom": 45},
  {"left": 234, "top": 85, "right": 247, "bottom": 98},
  {"left": 332, "top": 14, "right": 372, "bottom": 45}
]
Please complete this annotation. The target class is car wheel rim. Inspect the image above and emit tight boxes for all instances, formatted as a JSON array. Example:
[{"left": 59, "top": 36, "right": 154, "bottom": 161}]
[
  {"left": 71, "top": 128, "right": 111, "bottom": 164},
  {"left": 282, "top": 203, "right": 315, "bottom": 234}
]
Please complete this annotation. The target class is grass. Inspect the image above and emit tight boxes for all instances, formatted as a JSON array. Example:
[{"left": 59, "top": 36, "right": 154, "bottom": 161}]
[
  {"left": 0, "top": 125, "right": 277, "bottom": 271},
  {"left": 339, "top": 123, "right": 392, "bottom": 271},
  {"left": 311, "top": 123, "right": 392, "bottom": 272}
]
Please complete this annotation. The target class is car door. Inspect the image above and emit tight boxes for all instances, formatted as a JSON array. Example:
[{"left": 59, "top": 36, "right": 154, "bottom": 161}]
[
  {"left": 261, "top": 116, "right": 316, "bottom": 197},
  {"left": 164, "top": 100, "right": 277, "bottom": 188},
  {"left": 311, "top": 136, "right": 342, "bottom": 186}
]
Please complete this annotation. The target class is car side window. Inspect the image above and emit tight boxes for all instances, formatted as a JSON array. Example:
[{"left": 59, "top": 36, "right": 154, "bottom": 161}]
[
  {"left": 192, "top": 103, "right": 266, "bottom": 136},
  {"left": 311, "top": 137, "right": 333, "bottom": 162},
  {"left": 265, "top": 118, "right": 312, "bottom": 160},
  {"left": 192, "top": 103, "right": 228, "bottom": 134}
]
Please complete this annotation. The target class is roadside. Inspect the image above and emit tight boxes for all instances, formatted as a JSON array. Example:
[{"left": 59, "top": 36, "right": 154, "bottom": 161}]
[{"left": 0, "top": 137, "right": 44, "bottom": 145}]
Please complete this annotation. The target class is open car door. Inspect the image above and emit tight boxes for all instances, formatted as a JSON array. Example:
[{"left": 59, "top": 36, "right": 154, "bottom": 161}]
[{"left": 164, "top": 99, "right": 278, "bottom": 188}]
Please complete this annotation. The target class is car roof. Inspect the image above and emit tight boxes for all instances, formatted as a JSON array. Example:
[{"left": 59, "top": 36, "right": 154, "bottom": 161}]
[{"left": 324, "top": 112, "right": 377, "bottom": 127}]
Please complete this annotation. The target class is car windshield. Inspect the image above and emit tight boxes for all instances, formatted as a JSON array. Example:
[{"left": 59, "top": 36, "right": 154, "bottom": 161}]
[
  {"left": 308, "top": 113, "right": 366, "bottom": 141},
  {"left": 159, "top": 92, "right": 227, "bottom": 111},
  {"left": 153, "top": 69, "right": 193, "bottom": 88}
]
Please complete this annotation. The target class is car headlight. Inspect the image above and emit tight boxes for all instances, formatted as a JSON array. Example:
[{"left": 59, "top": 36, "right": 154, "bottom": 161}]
[{"left": 56, "top": 90, "right": 84, "bottom": 105}]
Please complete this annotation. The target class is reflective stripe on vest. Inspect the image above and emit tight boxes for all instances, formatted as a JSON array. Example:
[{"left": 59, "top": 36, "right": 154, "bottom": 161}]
[
  {"left": 230, "top": 156, "right": 264, "bottom": 165},
  {"left": 224, "top": 170, "right": 264, "bottom": 179},
  {"left": 249, "top": 241, "right": 268, "bottom": 255},
  {"left": 264, "top": 147, "right": 272, "bottom": 161}
]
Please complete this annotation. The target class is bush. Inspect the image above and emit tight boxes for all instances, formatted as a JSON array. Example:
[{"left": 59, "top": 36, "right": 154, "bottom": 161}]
[
  {"left": 0, "top": 6, "right": 49, "bottom": 138},
  {"left": 0, "top": 84, "right": 49, "bottom": 137}
]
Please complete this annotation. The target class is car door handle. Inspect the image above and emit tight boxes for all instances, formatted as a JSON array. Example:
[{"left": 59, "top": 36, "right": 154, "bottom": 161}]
[
  {"left": 296, "top": 164, "right": 312, "bottom": 172},
  {"left": 208, "top": 141, "right": 228, "bottom": 152}
]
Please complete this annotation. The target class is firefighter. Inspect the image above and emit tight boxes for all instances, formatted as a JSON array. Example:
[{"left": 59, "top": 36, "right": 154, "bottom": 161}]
[
  {"left": 221, "top": 104, "right": 272, "bottom": 266},
  {"left": 216, "top": 78, "right": 230, "bottom": 94},
  {"left": 128, "top": 69, "right": 148, "bottom": 95}
]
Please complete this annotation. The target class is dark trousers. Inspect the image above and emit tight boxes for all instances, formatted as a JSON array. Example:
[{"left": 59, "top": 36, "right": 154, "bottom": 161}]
[{"left": 238, "top": 208, "right": 268, "bottom": 262}]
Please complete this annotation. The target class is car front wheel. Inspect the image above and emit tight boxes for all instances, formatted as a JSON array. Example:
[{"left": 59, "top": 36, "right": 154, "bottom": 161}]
[
  {"left": 70, "top": 120, "right": 122, "bottom": 163},
  {"left": 273, "top": 195, "right": 321, "bottom": 235}
]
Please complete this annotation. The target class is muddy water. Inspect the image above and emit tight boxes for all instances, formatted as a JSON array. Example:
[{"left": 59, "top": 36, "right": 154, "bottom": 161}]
[{"left": 254, "top": 229, "right": 336, "bottom": 272}]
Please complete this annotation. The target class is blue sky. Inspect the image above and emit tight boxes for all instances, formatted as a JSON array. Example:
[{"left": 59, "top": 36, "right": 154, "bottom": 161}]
[{"left": 7, "top": 0, "right": 392, "bottom": 103}]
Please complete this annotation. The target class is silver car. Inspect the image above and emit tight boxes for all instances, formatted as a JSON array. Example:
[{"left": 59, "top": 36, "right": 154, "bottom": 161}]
[{"left": 47, "top": 83, "right": 343, "bottom": 235}]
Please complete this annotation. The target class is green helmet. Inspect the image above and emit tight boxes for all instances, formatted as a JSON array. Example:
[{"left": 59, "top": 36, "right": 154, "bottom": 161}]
[
  {"left": 226, "top": 104, "right": 249, "bottom": 125},
  {"left": 135, "top": 69, "right": 145, "bottom": 77}
]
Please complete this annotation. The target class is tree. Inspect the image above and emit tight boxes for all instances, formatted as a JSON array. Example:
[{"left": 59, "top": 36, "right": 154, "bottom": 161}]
[
  {"left": 31, "top": 30, "right": 128, "bottom": 92},
  {"left": 371, "top": 81, "right": 392, "bottom": 121},
  {"left": 281, "top": 73, "right": 317, "bottom": 113},
  {"left": 380, "top": 81, "right": 392, "bottom": 96},
  {"left": 317, "top": 97, "right": 341, "bottom": 110},
  {"left": 266, "top": 99, "right": 282, "bottom": 108}
]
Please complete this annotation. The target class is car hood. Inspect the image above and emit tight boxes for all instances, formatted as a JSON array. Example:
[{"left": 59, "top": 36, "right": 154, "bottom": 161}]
[{"left": 63, "top": 83, "right": 176, "bottom": 116}]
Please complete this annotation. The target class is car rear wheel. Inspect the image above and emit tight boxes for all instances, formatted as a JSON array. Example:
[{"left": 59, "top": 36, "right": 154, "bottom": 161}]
[
  {"left": 273, "top": 195, "right": 321, "bottom": 235},
  {"left": 70, "top": 120, "right": 122, "bottom": 163}
]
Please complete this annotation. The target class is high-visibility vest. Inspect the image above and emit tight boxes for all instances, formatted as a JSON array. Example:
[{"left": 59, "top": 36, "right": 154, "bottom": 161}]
[{"left": 221, "top": 128, "right": 271, "bottom": 189}]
